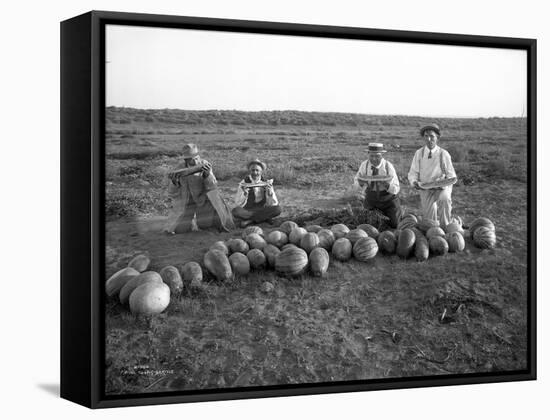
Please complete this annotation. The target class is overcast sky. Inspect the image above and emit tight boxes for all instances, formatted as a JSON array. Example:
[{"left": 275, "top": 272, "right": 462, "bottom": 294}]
[{"left": 106, "top": 25, "right": 527, "bottom": 118}]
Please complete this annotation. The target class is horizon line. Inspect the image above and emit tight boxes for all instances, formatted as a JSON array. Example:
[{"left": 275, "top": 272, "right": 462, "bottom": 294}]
[{"left": 106, "top": 105, "right": 525, "bottom": 120}]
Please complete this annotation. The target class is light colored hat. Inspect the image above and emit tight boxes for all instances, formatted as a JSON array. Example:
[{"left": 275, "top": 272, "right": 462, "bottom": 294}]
[
  {"left": 367, "top": 143, "right": 386, "bottom": 153},
  {"left": 420, "top": 123, "right": 441, "bottom": 136},
  {"left": 182, "top": 143, "right": 199, "bottom": 158},
  {"left": 247, "top": 158, "right": 266, "bottom": 171}
]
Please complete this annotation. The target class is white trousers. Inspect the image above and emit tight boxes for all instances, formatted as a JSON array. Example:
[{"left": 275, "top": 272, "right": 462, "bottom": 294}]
[{"left": 419, "top": 186, "right": 452, "bottom": 227}]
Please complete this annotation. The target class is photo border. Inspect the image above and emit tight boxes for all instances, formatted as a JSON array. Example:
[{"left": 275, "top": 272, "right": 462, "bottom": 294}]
[{"left": 60, "top": 10, "right": 536, "bottom": 409}]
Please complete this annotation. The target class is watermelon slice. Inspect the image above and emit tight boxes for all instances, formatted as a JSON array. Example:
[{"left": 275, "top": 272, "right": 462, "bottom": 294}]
[{"left": 418, "top": 177, "right": 457, "bottom": 190}]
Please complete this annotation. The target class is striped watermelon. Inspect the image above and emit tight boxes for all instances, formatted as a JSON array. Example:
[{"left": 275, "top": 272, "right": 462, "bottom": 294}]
[
  {"left": 357, "top": 224, "right": 379, "bottom": 240},
  {"left": 416, "top": 218, "right": 439, "bottom": 233},
  {"left": 331, "top": 224, "right": 350, "bottom": 239},
  {"left": 275, "top": 246, "right": 308, "bottom": 277},
  {"left": 229, "top": 252, "right": 250, "bottom": 275},
  {"left": 245, "top": 233, "right": 267, "bottom": 250},
  {"left": 289, "top": 227, "right": 308, "bottom": 245},
  {"left": 318, "top": 229, "right": 335, "bottom": 250},
  {"left": 346, "top": 228, "right": 369, "bottom": 245},
  {"left": 266, "top": 230, "right": 289, "bottom": 248},
  {"left": 414, "top": 236, "right": 429, "bottom": 261},
  {"left": 447, "top": 231, "right": 465, "bottom": 252},
  {"left": 263, "top": 244, "right": 281, "bottom": 268},
  {"left": 473, "top": 226, "right": 496, "bottom": 249},
  {"left": 469, "top": 217, "right": 495, "bottom": 239},
  {"left": 353, "top": 237, "right": 378, "bottom": 261},
  {"left": 247, "top": 249, "right": 267, "bottom": 269},
  {"left": 242, "top": 225, "right": 263, "bottom": 239},
  {"left": 300, "top": 232, "right": 320, "bottom": 254},
  {"left": 426, "top": 227, "right": 446, "bottom": 240},
  {"left": 279, "top": 220, "right": 299, "bottom": 235}
]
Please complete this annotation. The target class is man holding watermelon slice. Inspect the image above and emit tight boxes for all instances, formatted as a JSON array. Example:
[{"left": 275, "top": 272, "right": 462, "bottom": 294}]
[
  {"left": 354, "top": 143, "right": 402, "bottom": 228},
  {"left": 232, "top": 159, "right": 282, "bottom": 227},
  {"left": 408, "top": 123, "right": 457, "bottom": 227}
]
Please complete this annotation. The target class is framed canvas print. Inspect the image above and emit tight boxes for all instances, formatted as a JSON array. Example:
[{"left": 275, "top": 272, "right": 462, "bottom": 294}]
[{"left": 60, "top": 11, "right": 536, "bottom": 408}]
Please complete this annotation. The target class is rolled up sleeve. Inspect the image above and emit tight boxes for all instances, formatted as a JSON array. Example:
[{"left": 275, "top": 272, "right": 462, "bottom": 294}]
[
  {"left": 408, "top": 150, "right": 421, "bottom": 185},
  {"left": 354, "top": 160, "right": 368, "bottom": 188},
  {"left": 387, "top": 162, "right": 400, "bottom": 195}
]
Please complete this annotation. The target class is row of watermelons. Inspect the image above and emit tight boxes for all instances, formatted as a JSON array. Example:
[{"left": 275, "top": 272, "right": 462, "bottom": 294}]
[
  {"left": 105, "top": 216, "right": 496, "bottom": 315},
  {"left": 105, "top": 254, "right": 205, "bottom": 315}
]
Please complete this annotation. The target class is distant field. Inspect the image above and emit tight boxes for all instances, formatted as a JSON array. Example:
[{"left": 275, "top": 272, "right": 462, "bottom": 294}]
[{"left": 104, "top": 107, "right": 528, "bottom": 395}]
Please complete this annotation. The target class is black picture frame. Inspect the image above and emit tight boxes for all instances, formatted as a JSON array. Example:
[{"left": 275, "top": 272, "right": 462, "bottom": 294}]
[{"left": 60, "top": 10, "right": 537, "bottom": 409}]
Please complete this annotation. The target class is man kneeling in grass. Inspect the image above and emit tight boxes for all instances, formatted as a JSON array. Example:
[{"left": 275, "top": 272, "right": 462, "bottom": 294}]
[
  {"left": 232, "top": 159, "right": 282, "bottom": 228},
  {"left": 354, "top": 142, "right": 402, "bottom": 228}
]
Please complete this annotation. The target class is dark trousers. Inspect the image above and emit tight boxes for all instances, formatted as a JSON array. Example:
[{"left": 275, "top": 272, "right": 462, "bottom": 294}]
[
  {"left": 174, "top": 198, "right": 221, "bottom": 233},
  {"left": 232, "top": 205, "right": 282, "bottom": 223},
  {"left": 364, "top": 191, "right": 401, "bottom": 228}
]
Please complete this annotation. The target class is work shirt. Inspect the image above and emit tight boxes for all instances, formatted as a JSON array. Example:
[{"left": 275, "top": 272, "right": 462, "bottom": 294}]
[
  {"left": 353, "top": 158, "right": 400, "bottom": 195},
  {"left": 234, "top": 178, "right": 279, "bottom": 208},
  {"left": 407, "top": 145, "right": 456, "bottom": 185}
]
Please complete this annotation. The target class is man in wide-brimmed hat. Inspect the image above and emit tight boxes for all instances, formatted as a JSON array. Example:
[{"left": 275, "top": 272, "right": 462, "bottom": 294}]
[
  {"left": 407, "top": 123, "right": 457, "bottom": 226},
  {"left": 163, "top": 143, "right": 235, "bottom": 234},
  {"left": 354, "top": 142, "right": 402, "bottom": 228},
  {"left": 232, "top": 158, "right": 281, "bottom": 227}
]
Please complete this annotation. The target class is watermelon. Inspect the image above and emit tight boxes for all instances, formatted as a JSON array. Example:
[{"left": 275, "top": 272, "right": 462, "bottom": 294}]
[
  {"left": 414, "top": 236, "right": 429, "bottom": 261},
  {"left": 263, "top": 244, "right": 281, "bottom": 268},
  {"left": 281, "top": 243, "right": 298, "bottom": 251},
  {"left": 447, "top": 231, "right": 465, "bottom": 252},
  {"left": 209, "top": 240, "right": 229, "bottom": 255},
  {"left": 226, "top": 238, "right": 250, "bottom": 254},
  {"left": 229, "top": 252, "right": 251, "bottom": 276},
  {"left": 317, "top": 229, "right": 336, "bottom": 251},
  {"left": 332, "top": 238, "right": 353, "bottom": 261},
  {"left": 119, "top": 271, "right": 163, "bottom": 305},
  {"left": 289, "top": 227, "right": 308, "bottom": 245},
  {"left": 469, "top": 217, "right": 495, "bottom": 239},
  {"left": 245, "top": 233, "right": 267, "bottom": 250},
  {"left": 182, "top": 262, "right": 203, "bottom": 289},
  {"left": 445, "top": 221, "right": 464, "bottom": 236},
  {"left": 300, "top": 232, "right": 320, "bottom": 254},
  {"left": 159, "top": 265, "right": 183, "bottom": 295},
  {"left": 426, "top": 227, "right": 446, "bottom": 240},
  {"left": 275, "top": 246, "right": 308, "bottom": 277},
  {"left": 128, "top": 254, "right": 150, "bottom": 272},
  {"left": 242, "top": 225, "right": 263, "bottom": 239},
  {"left": 353, "top": 237, "right": 378, "bottom": 261},
  {"left": 129, "top": 282, "right": 170, "bottom": 315},
  {"left": 309, "top": 247, "right": 330, "bottom": 277},
  {"left": 247, "top": 249, "right": 267, "bottom": 269},
  {"left": 357, "top": 224, "right": 379, "bottom": 240},
  {"left": 331, "top": 224, "right": 350, "bottom": 239},
  {"left": 416, "top": 218, "right": 439, "bottom": 233},
  {"left": 377, "top": 230, "right": 396, "bottom": 254},
  {"left": 397, "top": 229, "right": 416, "bottom": 259},
  {"left": 266, "top": 230, "right": 289, "bottom": 248},
  {"left": 429, "top": 236, "right": 449, "bottom": 256},
  {"left": 305, "top": 224, "right": 323, "bottom": 233},
  {"left": 279, "top": 220, "right": 299, "bottom": 235},
  {"left": 203, "top": 250, "right": 233, "bottom": 282},
  {"left": 106, "top": 267, "right": 139, "bottom": 297},
  {"left": 397, "top": 216, "right": 417, "bottom": 231},
  {"left": 346, "top": 228, "right": 369, "bottom": 245},
  {"left": 473, "top": 226, "right": 496, "bottom": 249}
]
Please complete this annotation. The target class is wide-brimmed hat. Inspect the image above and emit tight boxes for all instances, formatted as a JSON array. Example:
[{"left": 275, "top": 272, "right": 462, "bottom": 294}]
[
  {"left": 182, "top": 143, "right": 200, "bottom": 159},
  {"left": 366, "top": 143, "right": 386, "bottom": 153},
  {"left": 247, "top": 158, "right": 266, "bottom": 171},
  {"left": 420, "top": 123, "right": 441, "bottom": 137}
]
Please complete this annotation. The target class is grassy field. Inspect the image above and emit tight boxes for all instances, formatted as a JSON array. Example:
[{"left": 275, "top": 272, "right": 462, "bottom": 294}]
[{"left": 104, "top": 107, "right": 528, "bottom": 395}]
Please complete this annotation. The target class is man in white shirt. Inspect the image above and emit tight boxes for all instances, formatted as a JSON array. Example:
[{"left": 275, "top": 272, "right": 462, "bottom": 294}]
[
  {"left": 407, "top": 123, "right": 457, "bottom": 227},
  {"left": 354, "top": 143, "right": 402, "bottom": 228},
  {"left": 232, "top": 159, "right": 282, "bottom": 227}
]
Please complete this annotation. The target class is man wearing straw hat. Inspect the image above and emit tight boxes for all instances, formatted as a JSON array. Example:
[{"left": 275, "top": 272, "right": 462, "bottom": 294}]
[
  {"left": 407, "top": 123, "right": 457, "bottom": 227},
  {"left": 163, "top": 143, "right": 235, "bottom": 234},
  {"left": 354, "top": 143, "right": 402, "bottom": 228},
  {"left": 232, "top": 159, "right": 282, "bottom": 227}
]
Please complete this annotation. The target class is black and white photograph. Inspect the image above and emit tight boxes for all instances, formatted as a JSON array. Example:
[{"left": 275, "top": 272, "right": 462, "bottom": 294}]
[{"left": 102, "top": 20, "right": 533, "bottom": 398}]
